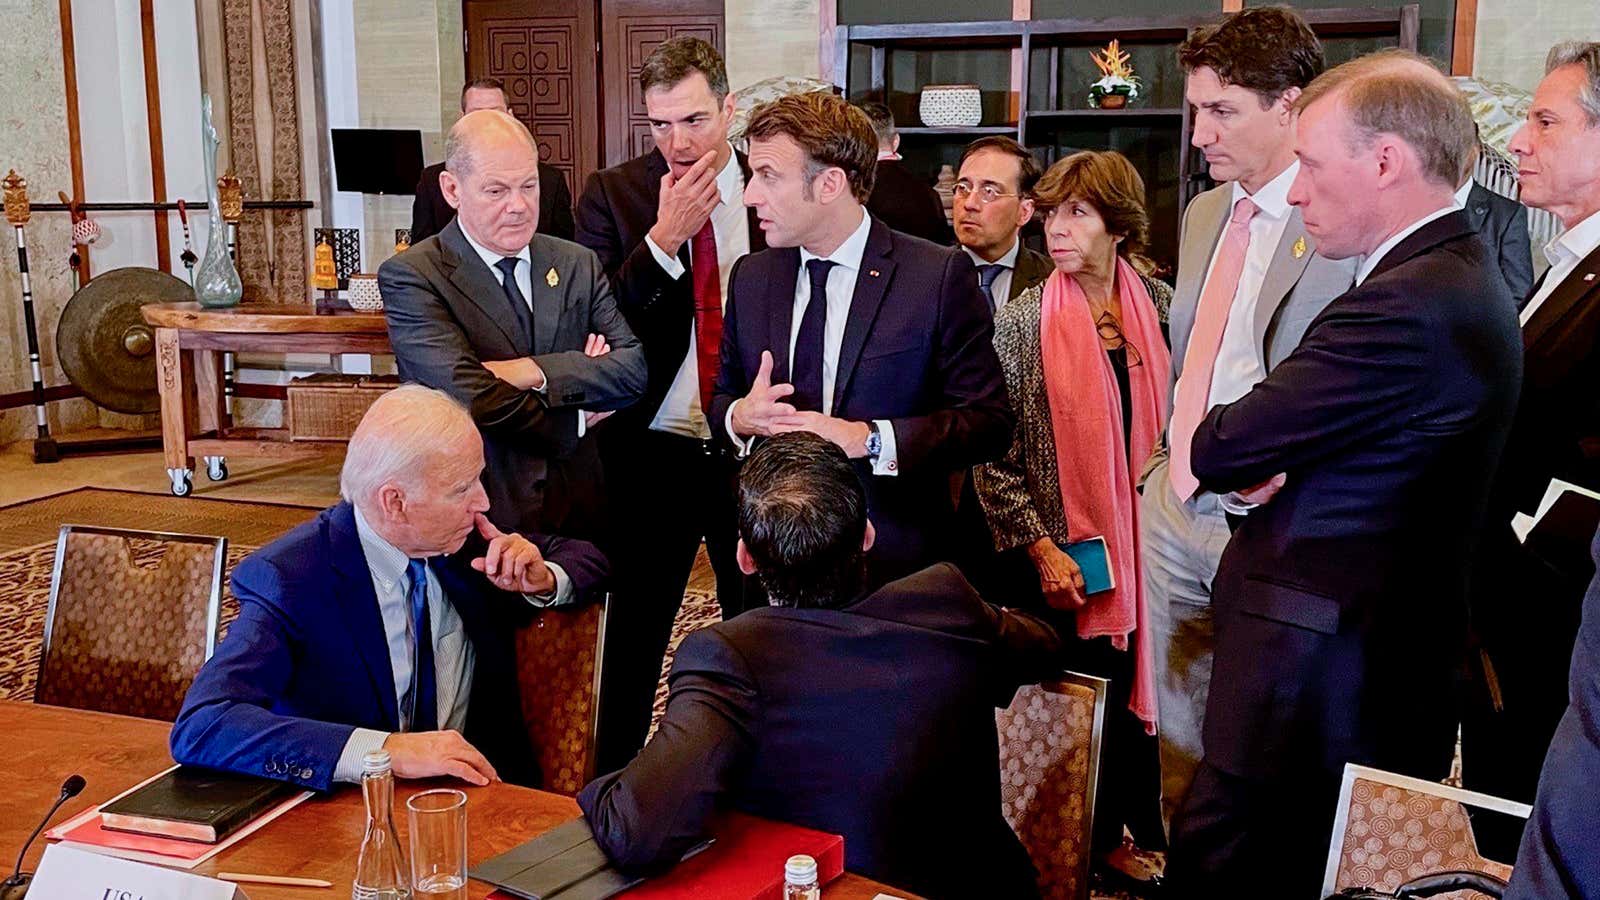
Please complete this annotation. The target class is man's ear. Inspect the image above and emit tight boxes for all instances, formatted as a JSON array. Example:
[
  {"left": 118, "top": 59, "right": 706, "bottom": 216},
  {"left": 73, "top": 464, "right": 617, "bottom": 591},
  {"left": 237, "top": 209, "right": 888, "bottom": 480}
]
[
  {"left": 440, "top": 170, "right": 463, "bottom": 210},
  {"left": 1017, "top": 197, "right": 1035, "bottom": 227},
  {"left": 891, "top": 134, "right": 901, "bottom": 155},
  {"left": 377, "top": 483, "right": 407, "bottom": 522},
  {"left": 736, "top": 538, "right": 758, "bottom": 576},
  {"left": 722, "top": 91, "right": 738, "bottom": 122},
  {"left": 862, "top": 520, "right": 876, "bottom": 554}
]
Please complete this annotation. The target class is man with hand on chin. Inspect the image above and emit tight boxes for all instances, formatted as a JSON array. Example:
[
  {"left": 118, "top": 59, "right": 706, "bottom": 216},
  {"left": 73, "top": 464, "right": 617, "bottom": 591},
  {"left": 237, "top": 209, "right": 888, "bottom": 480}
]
[
  {"left": 170, "top": 385, "right": 608, "bottom": 790},
  {"left": 710, "top": 92, "right": 1011, "bottom": 586}
]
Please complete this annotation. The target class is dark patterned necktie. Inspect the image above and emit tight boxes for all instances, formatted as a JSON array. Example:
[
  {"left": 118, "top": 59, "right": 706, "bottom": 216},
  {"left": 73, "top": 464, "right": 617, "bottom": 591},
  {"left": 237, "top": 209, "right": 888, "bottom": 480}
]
[{"left": 791, "top": 259, "right": 836, "bottom": 412}]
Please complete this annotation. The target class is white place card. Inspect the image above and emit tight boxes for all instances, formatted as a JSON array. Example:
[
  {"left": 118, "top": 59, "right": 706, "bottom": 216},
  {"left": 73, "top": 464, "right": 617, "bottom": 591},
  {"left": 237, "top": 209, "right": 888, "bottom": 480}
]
[{"left": 30, "top": 844, "right": 248, "bottom": 899}]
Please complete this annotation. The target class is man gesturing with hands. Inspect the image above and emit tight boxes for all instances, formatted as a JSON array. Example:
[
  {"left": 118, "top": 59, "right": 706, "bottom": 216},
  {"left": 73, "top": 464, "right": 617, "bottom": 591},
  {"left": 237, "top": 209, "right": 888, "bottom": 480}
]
[
  {"left": 576, "top": 37, "right": 768, "bottom": 771},
  {"left": 171, "top": 386, "right": 608, "bottom": 790}
]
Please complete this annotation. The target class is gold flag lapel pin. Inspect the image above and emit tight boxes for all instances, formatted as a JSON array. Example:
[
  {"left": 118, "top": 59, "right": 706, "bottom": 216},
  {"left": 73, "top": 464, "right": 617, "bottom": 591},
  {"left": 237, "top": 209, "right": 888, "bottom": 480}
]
[
  {"left": 545, "top": 267, "right": 560, "bottom": 288},
  {"left": 1292, "top": 236, "right": 1307, "bottom": 259}
]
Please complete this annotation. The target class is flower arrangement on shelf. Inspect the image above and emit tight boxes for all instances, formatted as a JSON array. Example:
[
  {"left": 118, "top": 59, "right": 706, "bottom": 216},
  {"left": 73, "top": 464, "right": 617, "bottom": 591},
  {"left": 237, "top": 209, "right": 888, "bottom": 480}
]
[{"left": 1088, "top": 40, "right": 1141, "bottom": 109}]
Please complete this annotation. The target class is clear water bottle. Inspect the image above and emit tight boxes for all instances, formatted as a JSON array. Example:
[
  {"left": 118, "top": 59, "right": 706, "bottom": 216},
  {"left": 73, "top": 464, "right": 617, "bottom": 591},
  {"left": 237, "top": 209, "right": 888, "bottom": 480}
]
[
  {"left": 784, "top": 854, "right": 820, "bottom": 900},
  {"left": 353, "top": 749, "right": 412, "bottom": 900}
]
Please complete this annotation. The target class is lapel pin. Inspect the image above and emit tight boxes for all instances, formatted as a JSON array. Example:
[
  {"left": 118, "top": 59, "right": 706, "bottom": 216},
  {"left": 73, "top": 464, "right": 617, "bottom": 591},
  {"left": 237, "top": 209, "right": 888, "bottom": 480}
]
[
  {"left": 1292, "top": 236, "right": 1307, "bottom": 259},
  {"left": 545, "top": 267, "right": 559, "bottom": 288},
  {"left": 868, "top": 269, "right": 880, "bottom": 277}
]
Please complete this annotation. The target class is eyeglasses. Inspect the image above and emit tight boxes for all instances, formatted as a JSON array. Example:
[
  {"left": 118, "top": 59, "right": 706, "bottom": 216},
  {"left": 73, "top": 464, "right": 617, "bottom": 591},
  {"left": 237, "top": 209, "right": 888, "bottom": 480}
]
[
  {"left": 1095, "top": 310, "right": 1144, "bottom": 368},
  {"left": 953, "top": 182, "right": 1021, "bottom": 205}
]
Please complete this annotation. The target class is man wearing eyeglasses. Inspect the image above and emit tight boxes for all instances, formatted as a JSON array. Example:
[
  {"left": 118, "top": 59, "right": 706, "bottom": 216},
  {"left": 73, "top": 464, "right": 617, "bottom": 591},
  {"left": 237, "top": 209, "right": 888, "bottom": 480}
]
[{"left": 953, "top": 137, "right": 1053, "bottom": 312}]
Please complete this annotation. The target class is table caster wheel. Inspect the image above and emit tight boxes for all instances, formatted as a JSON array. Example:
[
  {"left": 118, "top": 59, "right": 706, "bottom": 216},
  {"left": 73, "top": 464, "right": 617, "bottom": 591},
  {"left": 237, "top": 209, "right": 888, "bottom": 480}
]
[
  {"left": 168, "top": 468, "right": 193, "bottom": 497},
  {"left": 205, "top": 456, "right": 228, "bottom": 482}
]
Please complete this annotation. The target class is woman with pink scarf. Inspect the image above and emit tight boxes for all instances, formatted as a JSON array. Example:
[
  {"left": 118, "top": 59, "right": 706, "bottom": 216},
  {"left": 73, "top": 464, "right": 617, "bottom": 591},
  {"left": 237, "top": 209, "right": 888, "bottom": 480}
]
[{"left": 975, "top": 150, "right": 1172, "bottom": 896}]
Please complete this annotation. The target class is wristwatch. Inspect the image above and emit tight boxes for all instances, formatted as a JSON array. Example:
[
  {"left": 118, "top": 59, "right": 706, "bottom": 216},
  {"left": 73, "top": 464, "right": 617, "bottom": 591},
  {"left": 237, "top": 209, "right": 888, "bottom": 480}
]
[{"left": 865, "top": 421, "right": 882, "bottom": 460}]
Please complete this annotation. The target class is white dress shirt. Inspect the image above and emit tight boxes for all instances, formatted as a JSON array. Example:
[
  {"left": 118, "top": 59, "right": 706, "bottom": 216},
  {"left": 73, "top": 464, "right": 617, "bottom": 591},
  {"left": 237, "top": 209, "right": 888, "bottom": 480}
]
[
  {"left": 1522, "top": 208, "right": 1600, "bottom": 326},
  {"left": 963, "top": 238, "right": 1021, "bottom": 312},
  {"left": 725, "top": 209, "right": 899, "bottom": 476},
  {"left": 335, "top": 507, "right": 574, "bottom": 782},
  {"left": 1355, "top": 203, "right": 1460, "bottom": 286},
  {"left": 1454, "top": 178, "right": 1474, "bottom": 209},
  {"left": 458, "top": 223, "right": 587, "bottom": 437},
  {"left": 643, "top": 147, "right": 751, "bottom": 439},
  {"left": 1200, "top": 161, "right": 1299, "bottom": 410}
]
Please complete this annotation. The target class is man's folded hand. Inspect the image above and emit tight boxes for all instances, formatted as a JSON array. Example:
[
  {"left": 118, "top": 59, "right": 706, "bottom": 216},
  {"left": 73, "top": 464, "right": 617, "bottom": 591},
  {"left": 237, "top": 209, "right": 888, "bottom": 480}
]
[{"left": 383, "top": 729, "right": 499, "bottom": 786}]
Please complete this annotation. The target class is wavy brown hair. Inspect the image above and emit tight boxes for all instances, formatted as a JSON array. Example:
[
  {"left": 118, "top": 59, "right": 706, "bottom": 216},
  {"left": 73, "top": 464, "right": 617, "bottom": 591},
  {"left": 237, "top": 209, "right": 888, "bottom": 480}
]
[
  {"left": 1032, "top": 150, "right": 1152, "bottom": 270},
  {"left": 746, "top": 92, "right": 878, "bottom": 203}
]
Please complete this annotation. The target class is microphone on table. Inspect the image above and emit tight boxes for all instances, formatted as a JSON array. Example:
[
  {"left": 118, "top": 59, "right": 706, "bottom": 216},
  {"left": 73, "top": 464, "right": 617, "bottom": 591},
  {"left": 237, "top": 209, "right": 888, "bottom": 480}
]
[{"left": 1, "top": 774, "right": 86, "bottom": 900}]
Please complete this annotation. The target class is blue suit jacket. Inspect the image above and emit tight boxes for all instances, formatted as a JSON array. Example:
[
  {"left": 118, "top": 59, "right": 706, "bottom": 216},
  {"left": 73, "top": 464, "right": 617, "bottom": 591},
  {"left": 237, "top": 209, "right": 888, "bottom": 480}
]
[
  {"left": 707, "top": 216, "right": 1012, "bottom": 583},
  {"left": 170, "top": 502, "right": 608, "bottom": 791}
]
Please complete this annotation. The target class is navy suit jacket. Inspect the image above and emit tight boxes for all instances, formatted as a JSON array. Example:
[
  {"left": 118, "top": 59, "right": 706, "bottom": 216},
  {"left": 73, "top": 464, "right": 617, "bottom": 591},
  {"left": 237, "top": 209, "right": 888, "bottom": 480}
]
[
  {"left": 1506, "top": 526, "right": 1600, "bottom": 900},
  {"left": 1191, "top": 212, "right": 1522, "bottom": 783},
  {"left": 708, "top": 216, "right": 1012, "bottom": 582},
  {"left": 577, "top": 563, "right": 1060, "bottom": 900},
  {"left": 170, "top": 502, "right": 608, "bottom": 791}
]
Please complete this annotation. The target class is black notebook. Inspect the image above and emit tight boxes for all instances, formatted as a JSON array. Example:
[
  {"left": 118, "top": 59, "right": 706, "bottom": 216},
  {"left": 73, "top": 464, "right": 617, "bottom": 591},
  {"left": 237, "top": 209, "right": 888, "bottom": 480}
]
[
  {"left": 98, "top": 766, "right": 297, "bottom": 844},
  {"left": 472, "top": 818, "right": 712, "bottom": 900}
]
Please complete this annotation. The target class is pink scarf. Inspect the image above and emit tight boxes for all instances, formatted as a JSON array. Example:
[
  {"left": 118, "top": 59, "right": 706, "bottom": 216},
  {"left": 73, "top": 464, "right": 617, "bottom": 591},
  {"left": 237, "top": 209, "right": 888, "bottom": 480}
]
[{"left": 1038, "top": 259, "right": 1172, "bottom": 732}]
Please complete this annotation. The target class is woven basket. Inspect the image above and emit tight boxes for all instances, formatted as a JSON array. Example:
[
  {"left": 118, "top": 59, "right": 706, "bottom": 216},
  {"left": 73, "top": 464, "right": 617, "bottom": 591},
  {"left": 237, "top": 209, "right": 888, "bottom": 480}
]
[{"left": 286, "top": 374, "right": 400, "bottom": 441}]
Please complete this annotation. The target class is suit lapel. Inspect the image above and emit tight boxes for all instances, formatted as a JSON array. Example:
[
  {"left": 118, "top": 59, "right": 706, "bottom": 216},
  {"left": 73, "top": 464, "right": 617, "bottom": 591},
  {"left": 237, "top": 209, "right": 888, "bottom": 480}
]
[
  {"left": 1525, "top": 242, "right": 1600, "bottom": 350},
  {"left": 1009, "top": 247, "right": 1052, "bottom": 301},
  {"left": 527, "top": 236, "right": 565, "bottom": 355},
  {"left": 1252, "top": 208, "right": 1317, "bottom": 348},
  {"left": 441, "top": 220, "right": 527, "bottom": 351},
  {"left": 1365, "top": 210, "right": 1476, "bottom": 284},
  {"left": 328, "top": 503, "right": 400, "bottom": 730},
  {"left": 833, "top": 219, "right": 896, "bottom": 411},
  {"left": 770, "top": 250, "right": 802, "bottom": 382}
]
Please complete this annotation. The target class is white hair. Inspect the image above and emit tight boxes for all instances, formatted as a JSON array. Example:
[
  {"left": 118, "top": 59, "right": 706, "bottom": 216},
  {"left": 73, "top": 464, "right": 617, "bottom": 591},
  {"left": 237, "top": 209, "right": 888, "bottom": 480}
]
[
  {"left": 339, "top": 384, "right": 477, "bottom": 507},
  {"left": 1547, "top": 41, "right": 1600, "bottom": 128}
]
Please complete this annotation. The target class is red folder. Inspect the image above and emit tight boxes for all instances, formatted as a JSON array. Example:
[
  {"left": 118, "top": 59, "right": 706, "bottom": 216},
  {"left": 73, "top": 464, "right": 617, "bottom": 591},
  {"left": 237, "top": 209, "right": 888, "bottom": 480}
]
[{"left": 623, "top": 812, "right": 844, "bottom": 899}]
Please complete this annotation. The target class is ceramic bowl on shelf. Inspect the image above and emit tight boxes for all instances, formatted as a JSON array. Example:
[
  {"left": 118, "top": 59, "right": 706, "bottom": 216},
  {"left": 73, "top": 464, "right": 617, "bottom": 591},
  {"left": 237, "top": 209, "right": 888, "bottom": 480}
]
[
  {"left": 919, "top": 84, "right": 982, "bottom": 128},
  {"left": 347, "top": 273, "right": 383, "bottom": 311}
]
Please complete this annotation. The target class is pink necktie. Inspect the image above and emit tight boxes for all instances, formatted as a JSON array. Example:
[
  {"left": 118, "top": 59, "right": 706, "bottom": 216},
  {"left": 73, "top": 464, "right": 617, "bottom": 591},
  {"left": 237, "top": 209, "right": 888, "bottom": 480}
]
[{"left": 1169, "top": 197, "right": 1258, "bottom": 502}]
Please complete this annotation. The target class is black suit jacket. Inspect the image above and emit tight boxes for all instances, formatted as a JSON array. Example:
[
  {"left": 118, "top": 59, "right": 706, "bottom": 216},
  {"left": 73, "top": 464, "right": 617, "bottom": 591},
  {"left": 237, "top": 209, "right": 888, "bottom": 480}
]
[
  {"left": 410, "top": 161, "right": 574, "bottom": 244},
  {"left": 709, "top": 217, "right": 1013, "bottom": 582},
  {"left": 577, "top": 563, "right": 1059, "bottom": 900},
  {"left": 1190, "top": 212, "right": 1522, "bottom": 783},
  {"left": 1466, "top": 181, "right": 1535, "bottom": 306},
  {"left": 1009, "top": 245, "right": 1053, "bottom": 302},
  {"left": 865, "top": 158, "right": 951, "bottom": 245},
  {"left": 377, "top": 221, "right": 647, "bottom": 538},
  {"left": 170, "top": 501, "right": 609, "bottom": 791},
  {"left": 575, "top": 149, "right": 766, "bottom": 432}
]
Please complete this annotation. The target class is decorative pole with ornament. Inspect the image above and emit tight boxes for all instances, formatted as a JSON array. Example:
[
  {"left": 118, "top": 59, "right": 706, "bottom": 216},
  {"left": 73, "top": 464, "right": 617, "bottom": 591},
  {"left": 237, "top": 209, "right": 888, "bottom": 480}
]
[{"left": 3, "top": 170, "right": 59, "bottom": 461}]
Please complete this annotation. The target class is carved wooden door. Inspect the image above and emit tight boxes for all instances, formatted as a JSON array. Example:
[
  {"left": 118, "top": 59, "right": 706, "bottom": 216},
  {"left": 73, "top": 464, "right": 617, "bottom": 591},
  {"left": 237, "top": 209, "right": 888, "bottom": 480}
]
[{"left": 599, "top": 0, "right": 725, "bottom": 168}]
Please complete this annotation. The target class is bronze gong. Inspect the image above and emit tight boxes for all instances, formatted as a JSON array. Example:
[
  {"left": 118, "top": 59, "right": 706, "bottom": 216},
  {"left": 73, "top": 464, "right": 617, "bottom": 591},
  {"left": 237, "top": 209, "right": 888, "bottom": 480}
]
[{"left": 56, "top": 267, "right": 194, "bottom": 414}]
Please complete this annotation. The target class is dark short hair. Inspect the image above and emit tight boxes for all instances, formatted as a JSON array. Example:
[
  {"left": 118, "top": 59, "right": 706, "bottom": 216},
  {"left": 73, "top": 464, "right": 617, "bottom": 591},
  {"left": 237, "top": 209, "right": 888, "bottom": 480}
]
[
  {"left": 746, "top": 92, "right": 878, "bottom": 203},
  {"left": 1179, "top": 7, "right": 1325, "bottom": 108},
  {"left": 856, "top": 101, "right": 897, "bottom": 146},
  {"left": 1033, "top": 150, "right": 1150, "bottom": 259},
  {"left": 958, "top": 136, "right": 1043, "bottom": 195},
  {"left": 737, "top": 433, "right": 869, "bottom": 609},
  {"left": 461, "top": 77, "right": 506, "bottom": 109},
  {"left": 639, "top": 36, "right": 729, "bottom": 100}
]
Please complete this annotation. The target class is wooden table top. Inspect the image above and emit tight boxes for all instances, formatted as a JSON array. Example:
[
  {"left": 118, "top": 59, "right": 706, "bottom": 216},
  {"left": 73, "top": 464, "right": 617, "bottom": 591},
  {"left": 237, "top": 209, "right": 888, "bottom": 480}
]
[
  {"left": 141, "top": 302, "right": 389, "bottom": 333},
  {"left": 5, "top": 701, "right": 906, "bottom": 899}
]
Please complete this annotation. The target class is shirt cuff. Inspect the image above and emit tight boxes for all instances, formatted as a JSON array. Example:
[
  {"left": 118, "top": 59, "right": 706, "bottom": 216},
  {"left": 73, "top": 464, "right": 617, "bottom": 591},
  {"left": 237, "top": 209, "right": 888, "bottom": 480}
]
[
  {"left": 522, "top": 562, "right": 575, "bottom": 608},
  {"left": 645, "top": 234, "right": 687, "bottom": 279},
  {"left": 335, "top": 727, "right": 391, "bottom": 784},
  {"left": 725, "top": 399, "right": 757, "bottom": 458},
  {"left": 1217, "top": 492, "right": 1259, "bottom": 515},
  {"left": 870, "top": 419, "right": 899, "bottom": 477}
]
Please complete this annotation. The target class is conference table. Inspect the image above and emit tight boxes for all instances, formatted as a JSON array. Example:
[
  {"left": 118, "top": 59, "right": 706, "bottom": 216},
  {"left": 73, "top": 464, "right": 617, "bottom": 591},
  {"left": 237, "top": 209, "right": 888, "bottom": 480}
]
[{"left": 5, "top": 701, "right": 911, "bottom": 898}]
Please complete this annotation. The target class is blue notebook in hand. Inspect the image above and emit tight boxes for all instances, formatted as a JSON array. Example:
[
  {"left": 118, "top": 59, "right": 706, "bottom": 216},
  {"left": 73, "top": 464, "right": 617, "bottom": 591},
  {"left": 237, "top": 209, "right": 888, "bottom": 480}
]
[{"left": 1057, "top": 537, "right": 1115, "bottom": 595}]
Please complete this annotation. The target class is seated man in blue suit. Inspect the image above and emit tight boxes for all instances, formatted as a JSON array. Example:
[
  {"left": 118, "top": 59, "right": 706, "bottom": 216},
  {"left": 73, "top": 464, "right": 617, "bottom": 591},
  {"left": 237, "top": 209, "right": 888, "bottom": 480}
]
[
  {"left": 170, "top": 384, "right": 607, "bottom": 791},
  {"left": 579, "top": 433, "right": 1061, "bottom": 900}
]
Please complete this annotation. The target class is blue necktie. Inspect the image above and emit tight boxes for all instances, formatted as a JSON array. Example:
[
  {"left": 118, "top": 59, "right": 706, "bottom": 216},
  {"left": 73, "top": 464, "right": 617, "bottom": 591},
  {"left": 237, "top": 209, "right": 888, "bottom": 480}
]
[
  {"left": 791, "top": 259, "right": 836, "bottom": 412},
  {"left": 405, "top": 558, "right": 437, "bottom": 733},
  {"left": 977, "top": 264, "right": 1005, "bottom": 313},
  {"left": 494, "top": 256, "right": 534, "bottom": 351}
]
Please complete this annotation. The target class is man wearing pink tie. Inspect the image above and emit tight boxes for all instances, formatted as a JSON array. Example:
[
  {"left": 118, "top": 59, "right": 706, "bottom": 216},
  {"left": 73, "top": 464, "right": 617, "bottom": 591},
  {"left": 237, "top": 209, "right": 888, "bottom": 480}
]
[{"left": 1136, "top": 6, "right": 1358, "bottom": 830}]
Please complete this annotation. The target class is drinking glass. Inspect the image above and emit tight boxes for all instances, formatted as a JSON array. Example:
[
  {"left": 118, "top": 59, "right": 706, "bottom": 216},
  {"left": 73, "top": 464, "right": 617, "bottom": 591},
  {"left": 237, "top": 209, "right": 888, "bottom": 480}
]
[{"left": 406, "top": 789, "right": 467, "bottom": 900}]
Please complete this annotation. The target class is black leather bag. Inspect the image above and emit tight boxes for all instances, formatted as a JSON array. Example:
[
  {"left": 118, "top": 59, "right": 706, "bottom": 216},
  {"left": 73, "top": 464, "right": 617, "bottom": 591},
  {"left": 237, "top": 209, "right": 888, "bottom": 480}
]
[{"left": 1324, "top": 869, "right": 1507, "bottom": 899}]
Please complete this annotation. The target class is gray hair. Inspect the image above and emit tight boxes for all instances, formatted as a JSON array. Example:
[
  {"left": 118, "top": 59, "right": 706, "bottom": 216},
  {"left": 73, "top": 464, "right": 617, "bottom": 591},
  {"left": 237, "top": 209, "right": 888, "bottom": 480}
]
[
  {"left": 339, "top": 384, "right": 478, "bottom": 506},
  {"left": 1546, "top": 41, "right": 1600, "bottom": 127},
  {"left": 1295, "top": 49, "right": 1476, "bottom": 189},
  {"left": 444, "top": 109, "right": 539, "bottom": 177}
]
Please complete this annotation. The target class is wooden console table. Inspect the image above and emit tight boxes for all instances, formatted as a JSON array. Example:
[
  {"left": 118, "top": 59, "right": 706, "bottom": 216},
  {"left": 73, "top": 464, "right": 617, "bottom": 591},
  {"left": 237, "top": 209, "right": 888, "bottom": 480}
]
[{"left": 141, "top": 302, "right": 391, "bottom": 496}]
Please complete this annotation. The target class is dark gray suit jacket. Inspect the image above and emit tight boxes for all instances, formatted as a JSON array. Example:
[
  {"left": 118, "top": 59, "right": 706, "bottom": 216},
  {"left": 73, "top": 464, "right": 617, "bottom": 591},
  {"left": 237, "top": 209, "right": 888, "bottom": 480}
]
[
  {"left": 378, "top": 220, "right": 646, "bottom": 537},
  {"left": 1466, "top": 181, "right": 1535, "bottom": 306}
]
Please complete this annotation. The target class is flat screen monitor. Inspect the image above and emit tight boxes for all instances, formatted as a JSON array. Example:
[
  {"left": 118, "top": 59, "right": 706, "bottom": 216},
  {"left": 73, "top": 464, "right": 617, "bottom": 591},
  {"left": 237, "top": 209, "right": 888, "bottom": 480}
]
[{"left": 330, "top": 128, "right": 424, "bottom": 195}]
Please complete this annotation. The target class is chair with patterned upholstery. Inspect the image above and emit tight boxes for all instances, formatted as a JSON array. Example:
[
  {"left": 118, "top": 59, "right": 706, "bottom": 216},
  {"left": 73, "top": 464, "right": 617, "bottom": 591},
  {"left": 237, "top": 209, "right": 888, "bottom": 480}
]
[
  {"left": 1321, "top": 764, "right": 1532, "bottom": 900},
  {"left": 36, "top": 525, "right": 227, "bottom": 722},
  {"left": 514, "top": 596, "right": 608, "bottom": 795},
  {"left": 997, "top": 671, "right": 1110, "bottom": 900}
]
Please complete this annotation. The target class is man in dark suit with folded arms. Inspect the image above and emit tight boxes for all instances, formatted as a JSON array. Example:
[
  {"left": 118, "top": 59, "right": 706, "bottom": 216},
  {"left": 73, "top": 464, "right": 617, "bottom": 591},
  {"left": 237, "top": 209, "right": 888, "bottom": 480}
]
[
  {"left": 411, "top": 77, "right": 575, "bottom": 244},
  {"left": 710, "top": 92, "right": 1012, "bottom": 585},
  {"left": 579, "top": 432, "right": 1060, "bottom": 900},
  {"left": 381, "top": 109, "right": 645, "bottom": 540},
  {"left": 171, "top": 386, "right": 608, "bottom": 791},
  {"left": 1463, "top": 41, "right": 1600, "bottom": 849},
  {"left": 1166, "top": 52, "right": 1522, "bottom": 896}
]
